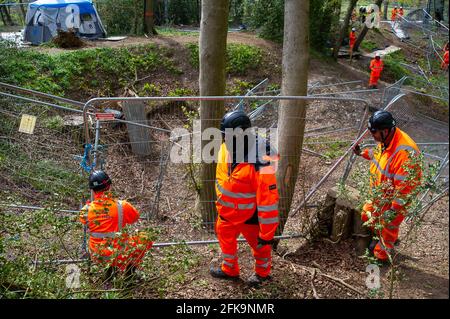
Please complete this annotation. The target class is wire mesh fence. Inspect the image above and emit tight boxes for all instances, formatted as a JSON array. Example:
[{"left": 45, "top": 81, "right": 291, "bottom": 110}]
[{"left": 1, "top": 79, "right": 448, "bottom": 265}]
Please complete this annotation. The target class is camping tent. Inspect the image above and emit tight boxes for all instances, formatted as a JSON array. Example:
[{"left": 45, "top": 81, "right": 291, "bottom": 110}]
[{"left": 24, "top": 0, "right": 106, "bottom": 45}]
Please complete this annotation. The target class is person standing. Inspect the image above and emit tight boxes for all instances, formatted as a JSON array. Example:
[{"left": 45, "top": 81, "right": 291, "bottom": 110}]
[
  {"left": 210, "top": 110, "right": 279, "bottom": 286},
  {"left": 353, "top": 111, "right": 422, "bottom": 262},
  {"left": 368, "top": 53, "right": 384, "bottom": 89}
]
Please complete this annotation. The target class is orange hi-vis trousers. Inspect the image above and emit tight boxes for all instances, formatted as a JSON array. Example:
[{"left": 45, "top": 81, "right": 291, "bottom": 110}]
[
  {"left": 216, "top": 217, "right": 272, "bottom": 278},
  {"left": 362, "top": 202, "right": 404, "bottom": 261}
]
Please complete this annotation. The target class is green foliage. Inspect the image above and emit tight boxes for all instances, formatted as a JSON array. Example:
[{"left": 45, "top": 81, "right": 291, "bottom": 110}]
[
  {"left": 186, "top": 42, "right": 262, "bottom": 75},
  {"left": 309, "top": 0, "right": 341, "bottom": 50},
  {"left": 96, "top": 0, "right": 144, "bottom": 36},
  {"left": 242, "top": 0, "right": 284, "bottom": 42},
  {"left": 383, "top": 51, "right": 412, "bottom": 82},
  {"left": 168, "top": 87, "right": 194, "bottom": 97},
  {"left": 42, "top": 116, "right": 65, "bottom": 131},
  {"left": 226, "top": 44, "right": 262, "bottom": 74},
  {"left": 323, "top": 141, "right": 346, "bottom": 159},
  {"left": 242, "top": 0, "right": 340, "bottom": 50},
  {"left": 353, "top": 150, "right": 440, "bottom": 265},
  {"left": 360, "top": 40, "right": 379, "bottom": 52},
  {"left": 0, "top": 141, "right": 85, "bottom": 200},
  {"left": 226, "top": 79, "right": 254, "bottom": 96},
  {"left": 139, "top": 83, "right": 162, "bottom": 96},
  {"left": 154, "top": 0, "right": 201, "bottom": 26},
  {"left": 0, "top": 43, "right": 179, "bottom": 96}
]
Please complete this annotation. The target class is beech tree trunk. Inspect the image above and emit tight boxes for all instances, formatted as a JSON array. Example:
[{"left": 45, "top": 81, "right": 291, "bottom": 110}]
[
  {"left": 276, "top": 0, "right": 310, "bottom": 238},
  {"left": 197, "top": 0, "right": 229, "bottom": 229}
]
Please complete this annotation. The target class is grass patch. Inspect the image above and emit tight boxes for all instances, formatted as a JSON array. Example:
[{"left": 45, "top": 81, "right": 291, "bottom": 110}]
[
  {"left": 383, "top": 51, "right": 412, "bottom": 83},
  {"left": 156, "top": 27, "right": 197, "bottom": 36},
  {"left": 0, "top": 140, "right": 86, "bottom": 200},
  {"left": 360, "top": 40, "right": 378, "bottom": 52},
  {"left": 186, "top": 42, "right": 263, "bottom": 75},
  {"left": 0, "top": 42, "right": 181, "bottom": 97}
]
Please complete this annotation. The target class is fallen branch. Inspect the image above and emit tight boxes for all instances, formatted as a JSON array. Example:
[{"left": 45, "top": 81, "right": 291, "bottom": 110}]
[
  {"left": 320, "top": 273, "right": 364, "bottom": 296},
  {"left": 311, "top": 268, "right": 320, "bottom": 299}
]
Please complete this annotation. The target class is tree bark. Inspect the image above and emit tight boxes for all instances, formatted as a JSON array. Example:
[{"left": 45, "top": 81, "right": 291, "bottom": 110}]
[
  {"left": 1, "top": 6, "right": 14, "bottom": 26},
  {"left": 333, "top": 0, "right": 358, "bottom": 60},
  {"left": 197, "top": 0, "right": 229, "bottom": 229},
  {"left": 0, "top": 8, "right": 7, "bottom": 26},
  {"left": 352, "top": 0, "right": 383, "bottom": 52},
  {"left": 19, "top": 0, "right": 26, "bottom": 23},
  {"left": 275, "top": 0, "right": 310, "bottom": 238},
  {"left": 383, "top": 0, "right": 389, "bottom": 20},
  {"left": 144, "top": 0, "right": 158, "bottom": 35}
]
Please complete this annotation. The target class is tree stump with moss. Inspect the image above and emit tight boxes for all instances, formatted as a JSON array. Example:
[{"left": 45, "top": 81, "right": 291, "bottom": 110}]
[{"left": 317, "top": 185, "right": 371, "bottom": 256}]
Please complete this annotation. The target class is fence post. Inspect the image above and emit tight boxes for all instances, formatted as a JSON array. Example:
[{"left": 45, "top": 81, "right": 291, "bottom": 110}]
[{"left": 121, "top": 100, "right": 152, "bottom": 156}]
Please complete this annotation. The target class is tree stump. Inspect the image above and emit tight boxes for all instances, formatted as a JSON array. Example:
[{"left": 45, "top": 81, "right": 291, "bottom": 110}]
[
  {"left": 317, "top": 185, "right": 371, "bottom": 256},
  {"left": 121, "top": 101, "right": 152, "bottom": 156}
]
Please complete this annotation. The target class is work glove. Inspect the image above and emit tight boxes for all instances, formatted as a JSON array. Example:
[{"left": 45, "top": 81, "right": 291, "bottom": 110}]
[
  {"left": 257, "top": 237, "right": 274, "bottom": 249},
  {"left": 352, "top": 143, "right": 361, "bottom": 156}
]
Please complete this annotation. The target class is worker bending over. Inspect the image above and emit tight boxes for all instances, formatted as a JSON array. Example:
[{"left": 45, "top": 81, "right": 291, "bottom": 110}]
[{"left": 80, "top": 170, "right": 153, "bottom": 279}]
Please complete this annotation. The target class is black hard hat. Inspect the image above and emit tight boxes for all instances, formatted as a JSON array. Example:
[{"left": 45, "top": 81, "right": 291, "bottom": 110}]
[
  {"left": 89, "top": 170, "right": 112, "bottom": 191},
  {"left": 368, "top": 110, "right": 396, "bottom": 132},
  {"left": 220, "top": 110, "right": 251, "bottom": 132}
]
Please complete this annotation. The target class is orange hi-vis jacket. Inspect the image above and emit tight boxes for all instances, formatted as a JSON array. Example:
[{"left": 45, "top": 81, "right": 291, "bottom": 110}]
[
  {"left": 391, "top": 8, "right": 398, "bottom": 21},
  {"left": 80, "top": 192, "right": 152, "bottom": 270},
  {"left": 215, "top": 141, "right": 279, "bottom": 241},
  {"left": 349, "top": 31, "right": 356, "bottom": 48},
  {"left": 398, "top": 8, "right": 404, "bottom": 17},
  {"left": 370, "top": 58, "right": 384, "bottom": 77},
  {"left": 361, "top": 128, "right": 421, "bottom": 217},
  {"left": 442, "top": 50, "right": 449, "bottom": 69}
]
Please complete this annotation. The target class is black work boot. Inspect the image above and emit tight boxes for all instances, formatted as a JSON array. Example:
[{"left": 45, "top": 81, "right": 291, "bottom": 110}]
[
  {"left": 368, "top": 239, "right": 378, "bottom": 256},
  {"left": 247, "top": 273, "right": 270, "bottom": 287},
  {"left": 209, "top": 266, "right": 239, "bottom": 280}
]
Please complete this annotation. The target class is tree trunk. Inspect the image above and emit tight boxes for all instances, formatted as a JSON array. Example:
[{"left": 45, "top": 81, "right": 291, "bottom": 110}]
[
  {"left": 383, "top": 0, "right": 389, "bottom": 20},
  {"left": 144, "top": 0, "right": 158, "bottom": 35},
  {"left": 197, "top": 0, "right": 229, "bottom": 230},
  {"left": 134, "top": 0, "right": 140, "bottom": 34},
  {"left": 275, "top": 0, "right": 310, "bottom": 238},
  {"left": 333, "top": 0, "right": 358, "bottom": 60},
  {"left": 1, "top": 6, "right": 14, "bottom": 26},
  {"left": 122, "top": 100, "right": 152, "bottom": 156},
  {"left": 352, "top": 0, "right": 383, "bottom": 52},
  {"left": 19, "top": 0, "right": 26, "bottom": 23},
  {"left": 0, "top": 8, "right": 7, "bottom": 26}
]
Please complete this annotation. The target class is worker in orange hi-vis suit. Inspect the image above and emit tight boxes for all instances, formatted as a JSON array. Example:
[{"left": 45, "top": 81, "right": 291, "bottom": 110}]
[
  {"left": 80, "top": 170, "right": 153, "bottom": 278},
  {"left": 391, "top": 6, "right": 398, "bottom": 22},
  {"left": 441, "top": 45, "right": 449, "bottom": 71},
  {"left": 210, "top": 110, "right": 280, "bottom": 287},
  {"left": 368, "top": 53, "right": 384, "bottom": 89},
  {"left": 353, "top": 111, "right": 422, "bottom": 262},
  {"left": 398, "top": 6, "right": 404, "bottom": 19},
  {"left": 349, "top": 27, "right": 357, "bottom": 60}
]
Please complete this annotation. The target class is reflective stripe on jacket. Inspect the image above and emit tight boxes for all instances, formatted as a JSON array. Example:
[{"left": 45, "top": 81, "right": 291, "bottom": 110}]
[
  {"left": 370, "top": 59, "right": 384, "bottom": 76},
  {"left": 215, "top": 140, "right": 279, "bottom": 241},
  {"left": 80, "top": 193, "right": 140, "bottom": 254},
  {"left": 361, "top": 128, "right": 421, "bottom": 214}
]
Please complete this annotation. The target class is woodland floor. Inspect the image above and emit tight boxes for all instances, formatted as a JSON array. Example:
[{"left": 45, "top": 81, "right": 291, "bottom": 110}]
[{"left": 1, "top": 28, "right": 448, "bottom": 299}]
